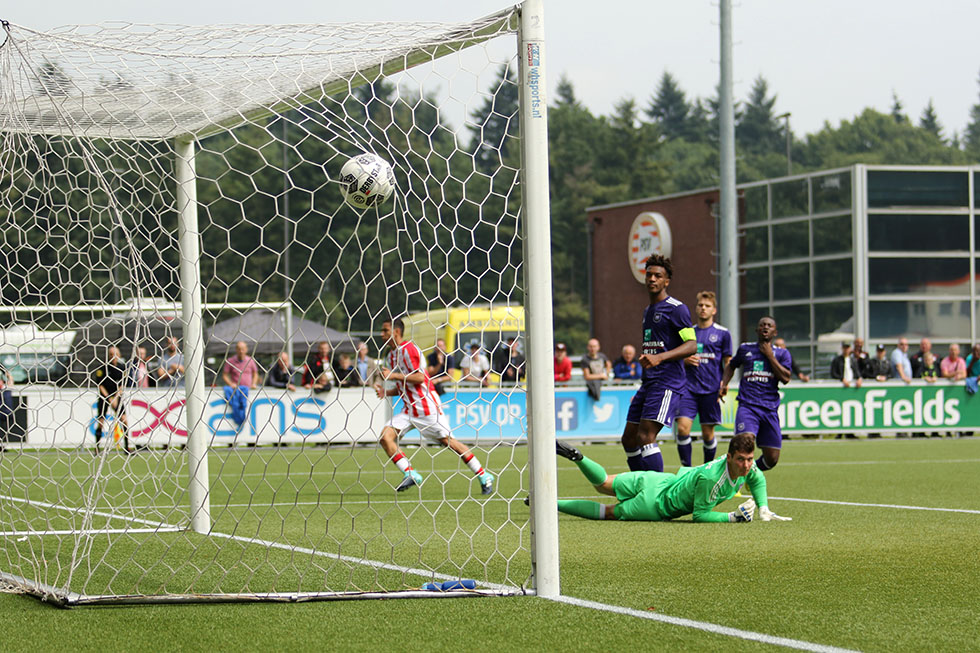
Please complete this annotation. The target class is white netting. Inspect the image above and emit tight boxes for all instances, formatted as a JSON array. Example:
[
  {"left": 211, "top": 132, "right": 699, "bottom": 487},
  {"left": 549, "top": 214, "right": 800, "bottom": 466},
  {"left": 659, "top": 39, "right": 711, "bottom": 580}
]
[{"left": 0, "top": 7, "right": 536, "bottom": 604}]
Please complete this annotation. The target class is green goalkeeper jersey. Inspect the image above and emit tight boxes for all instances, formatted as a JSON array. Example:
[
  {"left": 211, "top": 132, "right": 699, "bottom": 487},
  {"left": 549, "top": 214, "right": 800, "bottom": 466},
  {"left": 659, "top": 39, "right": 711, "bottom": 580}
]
[{"left": 612, "top": 457, "right": 768, "bottom": 522}]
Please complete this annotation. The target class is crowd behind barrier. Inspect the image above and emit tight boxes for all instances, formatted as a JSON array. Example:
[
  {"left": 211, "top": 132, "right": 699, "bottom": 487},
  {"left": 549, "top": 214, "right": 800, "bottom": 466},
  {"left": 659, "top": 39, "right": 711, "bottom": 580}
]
[
  {"left": 2, "top": 331, "right": 979, "bottom": 447},
  {"left": 2, "top": 376, "right": 976, "bottom": 450}
]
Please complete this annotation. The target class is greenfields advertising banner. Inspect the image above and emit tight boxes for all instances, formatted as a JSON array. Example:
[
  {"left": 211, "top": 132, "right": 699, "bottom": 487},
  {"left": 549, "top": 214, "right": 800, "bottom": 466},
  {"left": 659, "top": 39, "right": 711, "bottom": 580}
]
[
  {"left": 711, "top": 382, "right": 976, "bottom": 434},
  {"left": 437, "top": 382, "right": 979, "bottom": 438},
  {"left": 435, "top": 382, "right": 977, "bottom": 439}
]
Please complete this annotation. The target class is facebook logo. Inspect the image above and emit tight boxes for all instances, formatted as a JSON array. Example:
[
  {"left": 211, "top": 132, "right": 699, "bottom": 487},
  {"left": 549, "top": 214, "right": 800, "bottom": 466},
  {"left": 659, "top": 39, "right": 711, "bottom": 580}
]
[{"left": 555, "top": 398, "right": 578, "bottom": 431}]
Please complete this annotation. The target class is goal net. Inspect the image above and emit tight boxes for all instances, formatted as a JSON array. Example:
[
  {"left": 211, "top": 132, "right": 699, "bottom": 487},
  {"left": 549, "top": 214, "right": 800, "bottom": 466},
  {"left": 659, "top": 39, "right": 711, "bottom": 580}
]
[{"left": 0, "top": 2, "right": 558, "bottom": 605}]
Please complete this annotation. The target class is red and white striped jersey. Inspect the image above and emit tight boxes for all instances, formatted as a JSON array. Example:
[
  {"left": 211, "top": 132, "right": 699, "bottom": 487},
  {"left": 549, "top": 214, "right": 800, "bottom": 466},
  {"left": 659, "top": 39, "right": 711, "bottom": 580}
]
[{"left": 386, "top": 340, "right": 443, "bottom": 417}]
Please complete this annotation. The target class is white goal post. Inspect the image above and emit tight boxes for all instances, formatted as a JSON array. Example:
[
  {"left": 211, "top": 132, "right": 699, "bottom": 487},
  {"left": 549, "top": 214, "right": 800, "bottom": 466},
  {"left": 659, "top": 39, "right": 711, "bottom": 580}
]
[{"left": 0, "top": 0, "right": 558, "bottom": 604}]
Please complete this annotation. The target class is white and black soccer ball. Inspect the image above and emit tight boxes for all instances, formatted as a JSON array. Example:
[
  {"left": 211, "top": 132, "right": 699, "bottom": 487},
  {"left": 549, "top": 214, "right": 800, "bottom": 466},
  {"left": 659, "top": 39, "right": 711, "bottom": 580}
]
[{"left": 339, "top": 153, "right": 395, "bottom": 209}]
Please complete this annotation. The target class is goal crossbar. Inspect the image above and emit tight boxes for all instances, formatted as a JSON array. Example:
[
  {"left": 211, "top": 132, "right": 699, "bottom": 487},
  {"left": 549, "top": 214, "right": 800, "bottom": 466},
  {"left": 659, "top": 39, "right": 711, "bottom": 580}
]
[{"left": 2, "top": 9, "right": 518, "bottom": 141}]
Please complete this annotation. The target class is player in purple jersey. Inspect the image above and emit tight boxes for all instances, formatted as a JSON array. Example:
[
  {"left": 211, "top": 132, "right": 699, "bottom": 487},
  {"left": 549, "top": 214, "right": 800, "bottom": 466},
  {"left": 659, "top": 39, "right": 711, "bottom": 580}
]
[
  {"left": 621, "top": 254, "right": 697, "bottom": 472},
  {"left": 719, "top": 316, "right": 792, "bottom": 471},
  {"left": 674, "top": 291, "right": 732, "bottom": 466}
]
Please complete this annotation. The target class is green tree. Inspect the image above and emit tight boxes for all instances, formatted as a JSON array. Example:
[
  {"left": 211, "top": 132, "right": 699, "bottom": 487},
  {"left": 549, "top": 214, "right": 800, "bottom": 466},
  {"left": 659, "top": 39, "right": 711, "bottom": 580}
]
[
  {"left": 546, "top": 75, "right": 612, "bottom": 344},
  {"left": 651, "top": 138, "right": 718, "bottom": 192},
  {"left": 919, "top": 100, "right": 944, "bottom": 141},
  {"left": 468, "top": 63, "right": 519, "bottom": 174},
  {"left": 799, "top": 108, "right": 966, "bottom": 168},
  {"left": 737, "top": 76, "right": 783, "bottom": 155},
  {"left": 646, "top": 71, "right": 690, "bottom": 140},
  {"left": 890, "top": 91, "right": 908, "bottom": 123},
  {"left": 603, "top": 98, "right": 667, "bottom": 197},
  {"left": 964, "top": 72, "right": 980, "bottom": 160},
  {"left": 684, "top": 97, "right": 714, "bottom": 144}
]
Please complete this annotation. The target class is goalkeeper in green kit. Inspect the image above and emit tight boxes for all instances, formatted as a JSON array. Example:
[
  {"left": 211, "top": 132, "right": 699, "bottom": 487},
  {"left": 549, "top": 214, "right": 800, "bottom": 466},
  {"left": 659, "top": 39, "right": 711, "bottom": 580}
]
[{"left": 553, "top": 432, "right": 790, "bottom": 522}]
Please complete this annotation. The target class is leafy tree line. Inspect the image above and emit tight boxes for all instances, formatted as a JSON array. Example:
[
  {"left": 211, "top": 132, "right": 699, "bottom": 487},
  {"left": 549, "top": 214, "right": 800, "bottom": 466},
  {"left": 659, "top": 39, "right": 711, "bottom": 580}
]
[
  {"left": 546, "top": 70, "right": 980, "bottom": 347},
  {"left": 6, "top": 62, "right": 980, "bottom": 348}
]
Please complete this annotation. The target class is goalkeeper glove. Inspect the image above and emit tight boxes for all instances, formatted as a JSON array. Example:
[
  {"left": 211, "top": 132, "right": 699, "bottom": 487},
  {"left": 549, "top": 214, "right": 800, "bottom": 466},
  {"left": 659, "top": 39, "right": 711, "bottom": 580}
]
[
  {"left": 728, "top": 498, "right": 755, "bottom": 522},
  {"left": 759, "top": 506, "right": 792, "bottom": 521}
]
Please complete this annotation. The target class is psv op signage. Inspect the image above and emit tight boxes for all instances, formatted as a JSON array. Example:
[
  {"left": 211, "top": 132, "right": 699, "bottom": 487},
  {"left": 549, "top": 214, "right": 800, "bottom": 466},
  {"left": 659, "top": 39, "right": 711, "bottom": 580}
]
[{"left": 627, "top": 212, "right": 672, "bottom": 283}]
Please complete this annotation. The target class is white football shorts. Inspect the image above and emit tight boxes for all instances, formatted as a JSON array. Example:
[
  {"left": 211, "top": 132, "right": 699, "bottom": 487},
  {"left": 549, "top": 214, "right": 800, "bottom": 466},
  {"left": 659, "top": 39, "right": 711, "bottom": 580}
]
[{"left": 385, "top": 410, "right": 453, "bottom": 442}]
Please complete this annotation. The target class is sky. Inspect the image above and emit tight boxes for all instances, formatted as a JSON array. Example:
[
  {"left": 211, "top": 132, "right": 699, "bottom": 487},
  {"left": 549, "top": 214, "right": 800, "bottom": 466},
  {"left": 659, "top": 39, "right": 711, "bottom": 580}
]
[{"left": 6, "top": 0, "right": 980, "bottom": 139}]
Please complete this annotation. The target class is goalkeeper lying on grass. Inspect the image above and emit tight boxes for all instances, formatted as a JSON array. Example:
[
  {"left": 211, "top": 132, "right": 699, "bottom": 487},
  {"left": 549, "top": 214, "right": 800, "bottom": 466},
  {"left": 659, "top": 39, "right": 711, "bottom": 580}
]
[{"left": 553, "top": 432, "right": 790, "bottom": 522}]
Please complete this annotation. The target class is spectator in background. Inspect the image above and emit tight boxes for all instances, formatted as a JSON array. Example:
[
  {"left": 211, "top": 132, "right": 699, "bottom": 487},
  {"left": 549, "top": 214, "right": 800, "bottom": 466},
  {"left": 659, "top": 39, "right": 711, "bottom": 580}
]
[
  {"left": 302, "top": 341, "right": 334, "bottom": 393},
  {"left": 865, "top": 344, "right": 892, "bottom": 381},
  {"left": 910, "top": 337, "right": 932, "bottom": 378},
  {"left": 491, "top": 338, "right": 511, "bottom": 376},
  {"left": 917, "top": 351, "right": 944, "bottom": 437},
  {"left": 266, "top": 351, "right": 297, "bottom": 391},
  {"left": 334, "top": 353, "right": 359, "bottom": 387},
  {"left": 0, "top": 361, "right": 11, "bottom": 391},
  {"left": 612, "top": 344, "right": 642, "bottom": 381},
  {"left": 157, "top": 336, "right": 185, "bottom": 387},
  {"left": 852, "top": 338, "right": 870, "bottom": 379},
  {"left": 223, "top": 341, "right": 260, "bottom": 428},
  {"left": 921, "top": 351, "right": 940, "bottom": 383},
  {"left": 830, "top": 341, "right": 862, "bottom": 388},
  {"left": 94, "top": 345, "right": 129, "bottom": 452},
  {"left": 830, "top": 341, "right": 861, "bottom": 439},
  {"left": 966, "top": 344, "right": 980, "bottom": 378},
  {"left": 127, "top": 345, "right": 152, "bottom": 389},
  {"left": 891, "top": 337, "right": 912, "bottom": 384},
  {"left": 496, "top": 337, "right": 526, "bottom": 385},
  {"left": 426, "top": 338, "right": 455, "bottom": 395},
  {"left": 581, "top": 337, "right": 611, "bottom": 400},
  {"left": 554, "top": 343, "right": 572, "bottom": 383},
  {"left": 773, "top": 338, "right": 809, "bottom": 382},
  {"left": 354, "top": 341, "right": 377, "bottom": 386},
  {"left": 460, "top": 341, "right": 491, "bottom": 387},
  {"left": 0, "top": 359, "right": 15, "bottom": 437},
  {"left": 940, "top": 343, "right": 967, "bottom": 381}
]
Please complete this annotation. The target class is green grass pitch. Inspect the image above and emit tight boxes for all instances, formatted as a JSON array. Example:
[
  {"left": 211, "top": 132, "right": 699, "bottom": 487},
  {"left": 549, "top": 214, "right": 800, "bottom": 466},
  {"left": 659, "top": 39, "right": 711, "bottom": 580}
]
[{"left": 1, "top": 437, "right": 978, "bottom": 652}]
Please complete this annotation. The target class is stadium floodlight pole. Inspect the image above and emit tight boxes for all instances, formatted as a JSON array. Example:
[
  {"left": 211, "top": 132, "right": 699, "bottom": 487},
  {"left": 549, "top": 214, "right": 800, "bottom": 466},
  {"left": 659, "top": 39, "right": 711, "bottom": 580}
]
[
  {"left": 518, "top": 0, "right": 560, "bottom": 599},
  {"left": 175, "top": 135, "right": 212, "bottom": 535},
  {"left": 718, "top": 0, "right": 739, "bottom": 347}
]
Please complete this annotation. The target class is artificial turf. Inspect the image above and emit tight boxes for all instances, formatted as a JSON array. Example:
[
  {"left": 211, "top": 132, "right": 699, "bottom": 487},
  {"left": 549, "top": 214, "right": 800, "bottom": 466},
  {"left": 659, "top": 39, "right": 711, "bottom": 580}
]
[{"left": 1, "top": 437, "right": 977, "bottom": 652}]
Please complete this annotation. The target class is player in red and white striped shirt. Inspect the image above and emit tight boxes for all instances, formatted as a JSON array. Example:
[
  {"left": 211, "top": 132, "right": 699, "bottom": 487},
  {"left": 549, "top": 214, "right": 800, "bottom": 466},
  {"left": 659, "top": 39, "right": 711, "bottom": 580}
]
[{"left": 374, "top": 317, "right": 494, "bottom": 494}]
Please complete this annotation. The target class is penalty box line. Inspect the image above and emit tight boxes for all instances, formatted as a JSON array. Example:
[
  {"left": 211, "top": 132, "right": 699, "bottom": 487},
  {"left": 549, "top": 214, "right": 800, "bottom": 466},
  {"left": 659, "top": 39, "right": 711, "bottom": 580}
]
[{"left": 547, "top": 595, "right": 858, "bottom": 653}]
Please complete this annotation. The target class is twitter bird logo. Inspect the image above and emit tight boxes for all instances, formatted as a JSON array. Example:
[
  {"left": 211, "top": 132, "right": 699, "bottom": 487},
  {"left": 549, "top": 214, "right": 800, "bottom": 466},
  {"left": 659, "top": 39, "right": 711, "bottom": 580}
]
[{"left": 592, "top": 402, "right": 614, "bottom": 423}]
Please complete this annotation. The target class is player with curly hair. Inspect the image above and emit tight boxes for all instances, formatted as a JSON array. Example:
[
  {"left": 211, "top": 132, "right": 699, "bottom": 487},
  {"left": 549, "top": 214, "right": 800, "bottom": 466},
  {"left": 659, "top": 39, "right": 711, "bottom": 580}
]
[{"left": 620, "top": 254, "right": 697, "bottom": 472}]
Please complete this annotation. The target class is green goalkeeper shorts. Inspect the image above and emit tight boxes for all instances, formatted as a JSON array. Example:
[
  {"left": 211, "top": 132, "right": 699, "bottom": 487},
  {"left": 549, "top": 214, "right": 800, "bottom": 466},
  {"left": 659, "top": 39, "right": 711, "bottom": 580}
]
[{"left": 611, "top": 471, "right": 674, "bottom": 521}]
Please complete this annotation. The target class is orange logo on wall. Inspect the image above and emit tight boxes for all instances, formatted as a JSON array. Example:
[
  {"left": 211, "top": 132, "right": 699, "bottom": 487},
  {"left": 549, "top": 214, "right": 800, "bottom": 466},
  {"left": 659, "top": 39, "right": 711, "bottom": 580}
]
[{"left": 627, "top": 212, "right": 673, "bottom": 283}]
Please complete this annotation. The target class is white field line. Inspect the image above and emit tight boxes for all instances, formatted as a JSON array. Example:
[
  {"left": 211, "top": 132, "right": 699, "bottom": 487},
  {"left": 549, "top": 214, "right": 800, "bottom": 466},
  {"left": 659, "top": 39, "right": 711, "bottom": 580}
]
[
  {"left": 8, "top": 454, "right": 980, "bottom": 486},
  {"left": 207, "top": 458, "right": 980, "bottom": 480},
  {"left": 0, "top": 493, "right": 182, "bottom": 530},
  {"left": 767, "top": 496, "right": 980, "bottom": 515},
  {"left": 38, "top": 492, "right": 980, "bottom": 515},
  {"left": 764, "top": 458, "right": 980, "bottom": 466},
  {"left": 0, "top": 527, "right": 182, "bottom": 537},
  {"left": 214, "top": 495, "right": 980, "bottom": 515},
  {"left": 548, "top": 595, "right": 859, "bottom": 653}
]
